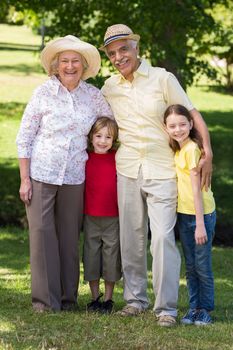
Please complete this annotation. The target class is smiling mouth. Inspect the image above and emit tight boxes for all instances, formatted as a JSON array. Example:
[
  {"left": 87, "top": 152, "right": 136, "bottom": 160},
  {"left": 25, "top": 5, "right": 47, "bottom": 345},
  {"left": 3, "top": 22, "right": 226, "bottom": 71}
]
[{"left": 117, "top": 59, "right": 128, "bottom": 67}]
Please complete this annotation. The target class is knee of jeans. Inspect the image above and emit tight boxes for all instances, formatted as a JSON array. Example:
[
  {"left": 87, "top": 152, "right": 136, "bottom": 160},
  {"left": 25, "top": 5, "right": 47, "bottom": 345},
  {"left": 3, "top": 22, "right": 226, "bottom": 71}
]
[
  {"left": 186, "top": 262, "right": 196, "bottom": 274},
  {"left": 195, "top": 259, "right": 213, "bottom": 276}
]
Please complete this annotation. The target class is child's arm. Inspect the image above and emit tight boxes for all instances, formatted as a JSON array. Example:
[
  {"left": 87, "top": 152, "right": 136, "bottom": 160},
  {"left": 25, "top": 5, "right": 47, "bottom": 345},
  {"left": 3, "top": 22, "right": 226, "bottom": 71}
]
[{"left": 190, "top": 168, "right": 207, "bottom": 245}]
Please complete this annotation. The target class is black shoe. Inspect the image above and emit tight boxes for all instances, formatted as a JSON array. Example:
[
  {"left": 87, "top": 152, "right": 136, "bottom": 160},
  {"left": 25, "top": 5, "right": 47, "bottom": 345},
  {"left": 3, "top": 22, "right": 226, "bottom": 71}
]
[
  {"left": 87, "top": 294, "right": 103, "bottom": 312},
  {"left": 100, "top": 299, "right": 114, "bottom": 314},
  {"left": 61, "top": 302, "right": 78, "bottom": 312}
]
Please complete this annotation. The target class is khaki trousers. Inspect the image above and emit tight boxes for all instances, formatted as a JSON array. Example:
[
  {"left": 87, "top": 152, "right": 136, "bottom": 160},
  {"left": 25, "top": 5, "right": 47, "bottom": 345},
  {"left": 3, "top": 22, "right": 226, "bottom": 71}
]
[
  {"left": 26, "top": 179, "right": 84, "bottom": 311},
  {"left": 117, "top": 170, "right": 181, "bottom": 316}
]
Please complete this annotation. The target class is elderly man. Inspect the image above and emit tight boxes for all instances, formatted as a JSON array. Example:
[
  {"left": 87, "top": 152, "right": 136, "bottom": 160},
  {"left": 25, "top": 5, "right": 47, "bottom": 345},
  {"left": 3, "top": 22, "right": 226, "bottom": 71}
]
[{"left": 100, "top": 24, "right": 213, "bottom": 326}]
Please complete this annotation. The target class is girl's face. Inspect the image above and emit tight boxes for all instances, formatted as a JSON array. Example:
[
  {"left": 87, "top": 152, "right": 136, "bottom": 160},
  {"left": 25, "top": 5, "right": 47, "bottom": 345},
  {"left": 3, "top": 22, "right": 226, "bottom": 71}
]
[
  {"left": 92, "top": 126, "right": 114, "bottom": 154},
  {"left": 165, "top": 113, "right": 193, "bottom": 147}
]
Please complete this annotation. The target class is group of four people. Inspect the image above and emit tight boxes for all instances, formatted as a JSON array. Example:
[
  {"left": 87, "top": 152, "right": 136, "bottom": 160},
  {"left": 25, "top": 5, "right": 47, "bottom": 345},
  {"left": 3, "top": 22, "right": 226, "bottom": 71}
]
[{"left": 16, "top": 24, "right": 216, "bottom": 327}]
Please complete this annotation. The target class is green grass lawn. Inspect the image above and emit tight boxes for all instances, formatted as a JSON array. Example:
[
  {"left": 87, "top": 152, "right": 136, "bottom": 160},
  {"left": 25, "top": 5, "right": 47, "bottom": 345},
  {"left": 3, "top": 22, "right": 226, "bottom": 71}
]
[{"left": 0, "top": 227, "right": 233, "bottom": 350}]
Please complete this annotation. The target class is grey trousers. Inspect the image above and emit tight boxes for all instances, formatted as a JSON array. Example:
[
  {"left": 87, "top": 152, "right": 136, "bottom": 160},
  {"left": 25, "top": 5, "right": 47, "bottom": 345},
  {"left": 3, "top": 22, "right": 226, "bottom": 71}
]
[
  {"left": 117, "top": 170, "right": 181, "bottom": 317},
  {"left": 26, "top": 179, "right": 84, "bottom": 311}
]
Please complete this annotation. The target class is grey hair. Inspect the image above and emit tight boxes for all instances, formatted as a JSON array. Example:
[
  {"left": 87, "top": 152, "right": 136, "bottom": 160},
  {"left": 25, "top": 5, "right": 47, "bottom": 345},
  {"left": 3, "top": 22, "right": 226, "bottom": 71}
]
[
  {"left": 128, "top": 39, "right": 138, "bottom": 49},
  {"left": 104, "top": 38, "right": 139, "bottom": 55},
  {"left": 48, "top": 51, "right": 89, "bottom": 76}
]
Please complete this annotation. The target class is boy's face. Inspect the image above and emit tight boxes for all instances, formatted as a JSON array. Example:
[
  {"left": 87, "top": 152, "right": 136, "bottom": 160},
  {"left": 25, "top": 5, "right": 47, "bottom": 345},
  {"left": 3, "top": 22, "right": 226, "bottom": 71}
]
[{"left": 92, "top": 126, "right": 113, "bottom": 154}]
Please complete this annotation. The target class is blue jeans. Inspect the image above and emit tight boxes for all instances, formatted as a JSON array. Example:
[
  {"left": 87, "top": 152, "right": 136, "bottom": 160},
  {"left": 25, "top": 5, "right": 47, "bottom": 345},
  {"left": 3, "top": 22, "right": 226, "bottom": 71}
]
[{"left": 178, "top": 211, "right": 216, "bottom": 311}]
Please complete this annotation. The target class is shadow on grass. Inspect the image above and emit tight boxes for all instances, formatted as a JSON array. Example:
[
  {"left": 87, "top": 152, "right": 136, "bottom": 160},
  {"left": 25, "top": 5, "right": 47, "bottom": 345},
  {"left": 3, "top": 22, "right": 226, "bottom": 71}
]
[
  {"left": 201, "top": 111, "right": 233, "bottom": 242},
  {"left": 0, "top": 42, "right": 39, "bottom": 51},
  {"left": 0, "top": 102, "right": 25, "bottom": 120},
  {"left": 0, "top": 63, "right": 43, "bottom": 75},
  {"left": 0, "top": 158, "right": 26, "bottom": 227},
  {"left": 199, "top": 85, "right": 233, "bottom": 96},
  {"left": 0, "top": 227, "right": 29, "bottom": 271}
]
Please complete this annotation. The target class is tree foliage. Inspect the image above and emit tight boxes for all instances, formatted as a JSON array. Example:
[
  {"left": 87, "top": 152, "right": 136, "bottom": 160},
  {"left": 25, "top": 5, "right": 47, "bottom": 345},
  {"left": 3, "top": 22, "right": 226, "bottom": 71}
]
[
  {"left": 2, "top": 0, "right": 231, "bottom": 88},
  {"left": 209, "top": 0, "right": 233, "bottom": 90}
]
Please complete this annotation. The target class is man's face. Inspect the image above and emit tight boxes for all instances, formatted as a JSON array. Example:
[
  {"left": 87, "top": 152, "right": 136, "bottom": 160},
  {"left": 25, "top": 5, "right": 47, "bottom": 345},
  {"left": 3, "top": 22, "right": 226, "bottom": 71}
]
[{"left": 106, "top": 39, "right": 140, "bottom": 81}]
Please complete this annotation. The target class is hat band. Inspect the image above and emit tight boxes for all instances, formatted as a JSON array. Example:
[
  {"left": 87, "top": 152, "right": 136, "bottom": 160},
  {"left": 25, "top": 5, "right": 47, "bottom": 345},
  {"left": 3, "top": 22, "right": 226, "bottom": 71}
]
[{"left": 104, "top": 33, "right": 131, "bottom": 46}]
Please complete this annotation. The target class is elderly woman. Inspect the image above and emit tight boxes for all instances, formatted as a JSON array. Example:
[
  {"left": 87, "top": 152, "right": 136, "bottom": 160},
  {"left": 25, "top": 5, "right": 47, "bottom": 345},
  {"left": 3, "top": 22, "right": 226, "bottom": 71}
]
[{"left": 16, "top": 35, "right": 112, "bottom": 312}]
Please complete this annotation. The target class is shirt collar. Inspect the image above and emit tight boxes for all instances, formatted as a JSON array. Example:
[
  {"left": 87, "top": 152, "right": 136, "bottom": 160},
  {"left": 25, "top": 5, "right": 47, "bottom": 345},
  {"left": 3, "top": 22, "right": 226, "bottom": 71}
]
[
  {"left": 48, "top": 75, "right": 85, "bottom": 95},
  {"left": 117, "top": 59, "right": 150, "bottom": 85}
]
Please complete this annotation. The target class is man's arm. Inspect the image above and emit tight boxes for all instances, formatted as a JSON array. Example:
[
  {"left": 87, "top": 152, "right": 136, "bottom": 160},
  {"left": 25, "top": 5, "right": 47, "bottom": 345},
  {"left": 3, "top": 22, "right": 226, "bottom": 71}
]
[{"left": 189, "top": 108, "right": 213, "bottom": 190}]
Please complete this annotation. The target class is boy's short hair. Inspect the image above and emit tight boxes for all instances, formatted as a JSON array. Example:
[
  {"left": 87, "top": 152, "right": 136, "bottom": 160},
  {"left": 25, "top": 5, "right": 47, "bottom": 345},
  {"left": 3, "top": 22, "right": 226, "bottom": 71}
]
[{"left": 88, "top": 117, "right": 119, "bottom": 151}]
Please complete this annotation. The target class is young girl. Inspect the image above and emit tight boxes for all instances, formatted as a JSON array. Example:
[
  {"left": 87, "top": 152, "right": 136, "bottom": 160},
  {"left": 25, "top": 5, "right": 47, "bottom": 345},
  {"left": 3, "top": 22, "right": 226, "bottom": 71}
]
[
  {"left": 164, "top": 104, "right": 216, "bottom": 326},
  {"left": 83, "top": 117, "right": 121, "bottom": 314}
]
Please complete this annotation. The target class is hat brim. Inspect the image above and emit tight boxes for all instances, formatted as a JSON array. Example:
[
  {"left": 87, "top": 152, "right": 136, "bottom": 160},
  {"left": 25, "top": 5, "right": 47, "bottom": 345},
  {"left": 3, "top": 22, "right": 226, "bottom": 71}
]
[
  {"left": 99, "top": 33, "right": 140, "bottom": 51},
  {"left": 41, "top": 37, "right": 101, "bottom": 80}
]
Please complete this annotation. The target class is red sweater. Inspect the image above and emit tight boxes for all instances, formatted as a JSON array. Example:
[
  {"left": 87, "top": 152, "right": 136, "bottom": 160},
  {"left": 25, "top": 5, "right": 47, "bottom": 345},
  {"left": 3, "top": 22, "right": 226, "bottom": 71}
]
[{"left": 84, "top": 151, "right": 118, "bottom": 216}]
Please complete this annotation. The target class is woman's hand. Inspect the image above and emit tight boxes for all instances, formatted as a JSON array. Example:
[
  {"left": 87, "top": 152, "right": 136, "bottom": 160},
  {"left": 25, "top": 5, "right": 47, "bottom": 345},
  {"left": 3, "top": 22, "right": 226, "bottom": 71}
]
[
  {"left": 19, "top": 177, "right": 32, "bottom": 205},
  {"left": 195, "top": 225, "right": 208, "bottom": 245},
  {"left": 18, "top": 158, "right": 32, "bottom": 205}
]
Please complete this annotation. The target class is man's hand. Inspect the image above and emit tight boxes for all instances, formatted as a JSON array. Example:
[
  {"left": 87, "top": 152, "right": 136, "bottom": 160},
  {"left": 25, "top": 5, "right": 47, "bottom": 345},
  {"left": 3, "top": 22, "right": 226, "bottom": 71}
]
[{"left": 193, "top": 152, "right": 213, "bottom": 191}]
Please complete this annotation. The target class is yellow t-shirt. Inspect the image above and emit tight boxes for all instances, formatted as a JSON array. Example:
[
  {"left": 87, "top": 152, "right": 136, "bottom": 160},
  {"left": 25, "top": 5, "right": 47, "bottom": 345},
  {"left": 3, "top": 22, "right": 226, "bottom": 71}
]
[
  {"left": 175, "top": 139, "right": 215, "bottom": 214},
  {"left": 102, "top": 59, "right": 194, "bottom": 179}
]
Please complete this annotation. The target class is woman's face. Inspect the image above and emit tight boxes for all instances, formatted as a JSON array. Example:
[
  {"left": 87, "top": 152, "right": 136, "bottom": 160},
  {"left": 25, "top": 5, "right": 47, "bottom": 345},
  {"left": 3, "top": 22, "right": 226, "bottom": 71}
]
[{"left": 57, "top": 50, "right": 85, "bottom": 90}]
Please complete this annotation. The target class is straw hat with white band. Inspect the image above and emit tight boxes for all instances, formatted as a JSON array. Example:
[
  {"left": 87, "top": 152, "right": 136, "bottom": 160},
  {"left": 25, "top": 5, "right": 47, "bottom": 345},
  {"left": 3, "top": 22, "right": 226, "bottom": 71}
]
[
  {"left": 99, "top": 24, "right": 140, "bottom": 51},
  {"left": 41, "top": 35, "right": 101, "bottom": 80}
]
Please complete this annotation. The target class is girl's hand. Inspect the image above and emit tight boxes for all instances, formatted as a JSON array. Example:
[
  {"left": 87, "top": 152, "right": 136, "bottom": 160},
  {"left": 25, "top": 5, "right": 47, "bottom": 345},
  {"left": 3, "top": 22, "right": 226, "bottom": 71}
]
[
  {"left": 195, "top": 225, "right": 208, "bottom": 245},
  {"left": 19, "top": 177, "right": 32, "bottom": 205}
]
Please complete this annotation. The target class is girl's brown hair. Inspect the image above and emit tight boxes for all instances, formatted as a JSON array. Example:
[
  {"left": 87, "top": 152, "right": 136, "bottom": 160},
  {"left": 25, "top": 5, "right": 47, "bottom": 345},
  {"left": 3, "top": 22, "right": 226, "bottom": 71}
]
[
  {"left": 164, "top": 104, "right": 203, "bottom": 152},
  {"left": 88, "top": 117, "right": 119, "bottom": 151}
]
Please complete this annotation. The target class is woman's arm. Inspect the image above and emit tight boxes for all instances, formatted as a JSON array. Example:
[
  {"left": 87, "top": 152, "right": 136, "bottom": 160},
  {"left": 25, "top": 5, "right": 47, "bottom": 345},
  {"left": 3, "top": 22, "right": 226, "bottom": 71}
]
[
  {"left": 189, "top": 108, "right": 213, "bottom": 190},
  {"left": 190, "top": 168, "right": 207, "bottom": 245},
  {"left": 19, "top": 158, "right": 32, "bottom": 205}
]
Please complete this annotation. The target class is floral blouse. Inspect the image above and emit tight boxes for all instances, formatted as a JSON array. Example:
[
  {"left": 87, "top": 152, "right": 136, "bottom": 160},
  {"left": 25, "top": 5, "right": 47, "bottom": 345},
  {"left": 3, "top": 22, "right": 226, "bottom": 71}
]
[{"left": 16, "top": 75, "right": 113, "bottom": 185}]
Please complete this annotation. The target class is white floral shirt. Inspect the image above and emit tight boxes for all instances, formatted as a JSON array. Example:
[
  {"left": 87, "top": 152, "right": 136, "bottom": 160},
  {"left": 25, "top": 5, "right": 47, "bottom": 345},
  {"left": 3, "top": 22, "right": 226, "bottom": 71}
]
[{"left": 16, "top": 76, "right": 113, "bottom": 185}]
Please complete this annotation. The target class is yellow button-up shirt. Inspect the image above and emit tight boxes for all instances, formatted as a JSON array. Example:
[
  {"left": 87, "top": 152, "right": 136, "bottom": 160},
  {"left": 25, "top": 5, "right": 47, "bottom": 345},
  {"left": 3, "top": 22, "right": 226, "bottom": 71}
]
[{"left": 102, "top": 59, "right": 194, "bottom": 179}]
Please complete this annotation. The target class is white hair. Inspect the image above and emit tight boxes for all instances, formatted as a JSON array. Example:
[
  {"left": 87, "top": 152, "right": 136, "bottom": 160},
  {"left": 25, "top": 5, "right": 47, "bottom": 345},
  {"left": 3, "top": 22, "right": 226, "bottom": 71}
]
[
  {"left": 104, "top": 38, "right": 139, "bottom": 55},
  {"left": 128, "top": 39, "right": 138, "bottom": 49},
  {"left": 48, "top": 51, "right": 88, "bottom": 76}
]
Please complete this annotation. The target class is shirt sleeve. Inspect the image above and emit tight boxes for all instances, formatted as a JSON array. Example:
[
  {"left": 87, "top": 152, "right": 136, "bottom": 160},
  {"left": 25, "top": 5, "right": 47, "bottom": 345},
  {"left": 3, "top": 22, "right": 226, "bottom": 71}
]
[
  {"left": 164, "top": 73, "right": 194, "bottom": 111},
  {"left": 185, "top": 146, "right": 201, "bottom": 170},
  {"left": 16, "top": 89, "right": 43, "bottom": 158},
  {"left": 95, "top": 88, "right": 114, "bottom": 119}
]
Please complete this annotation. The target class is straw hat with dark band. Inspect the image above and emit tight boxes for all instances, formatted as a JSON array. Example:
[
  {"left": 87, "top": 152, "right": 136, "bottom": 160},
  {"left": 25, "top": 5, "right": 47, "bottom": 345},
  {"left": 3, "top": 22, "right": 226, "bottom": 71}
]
[
  {"left": 99, "top": 24, "right": 140, "bottom": 51},
  {"left": 41, "top": 35, "right": 101, "bottom": 80}
]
